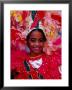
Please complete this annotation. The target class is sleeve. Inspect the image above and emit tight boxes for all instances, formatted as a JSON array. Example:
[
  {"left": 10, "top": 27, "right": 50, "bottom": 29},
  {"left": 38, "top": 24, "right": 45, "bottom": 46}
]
[
  {"left": 11, "top": 50, "right": 27, "bottom": 79},
  {"left": 49, "top": 48, "right": 61, "bottom": 79}
]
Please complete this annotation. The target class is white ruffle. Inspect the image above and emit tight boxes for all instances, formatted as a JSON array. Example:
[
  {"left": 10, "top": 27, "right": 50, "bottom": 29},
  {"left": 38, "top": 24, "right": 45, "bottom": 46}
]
[{"left": 29, "top": 58, "right": 42, "bottom": 69}]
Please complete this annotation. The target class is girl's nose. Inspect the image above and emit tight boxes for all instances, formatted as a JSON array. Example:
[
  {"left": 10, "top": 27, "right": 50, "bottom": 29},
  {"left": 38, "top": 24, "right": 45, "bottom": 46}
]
[{"left": 35, "top": 41, "right": 39, "bottom": 46}]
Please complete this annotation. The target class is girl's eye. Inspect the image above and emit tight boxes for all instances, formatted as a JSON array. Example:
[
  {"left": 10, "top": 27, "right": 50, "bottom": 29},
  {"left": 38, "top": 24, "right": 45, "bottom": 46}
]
[
  {"left": 39, "top": 39, "right": 44, "bottom": 42},
  {"left": 30, "top": 38, "right": 36, "bottom": 42},
  {"left": 29, "top": 38, "right": 44, "bottom": 42}
]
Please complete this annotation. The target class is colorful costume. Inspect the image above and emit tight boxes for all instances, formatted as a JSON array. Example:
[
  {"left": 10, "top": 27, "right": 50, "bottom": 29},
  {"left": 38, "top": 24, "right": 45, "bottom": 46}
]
[{"left": 11, "top": 48, "right": 61, "bottom": 79}]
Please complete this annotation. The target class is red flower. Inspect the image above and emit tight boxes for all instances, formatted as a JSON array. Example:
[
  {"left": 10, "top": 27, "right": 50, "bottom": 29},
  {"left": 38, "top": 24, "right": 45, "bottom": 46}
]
[
  {"left": 51, "top": 14, "right": 61, "bottom": 26},
  {"left": 30, "top": 11, "right": 45, "bottom": 29},
  {"left": 11, "top": 29, "right": 21, "bottom": 41}
]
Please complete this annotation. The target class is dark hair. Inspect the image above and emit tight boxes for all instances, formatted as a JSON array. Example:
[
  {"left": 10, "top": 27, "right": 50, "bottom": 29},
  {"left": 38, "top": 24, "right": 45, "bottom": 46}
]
[{"left": 26, "top": 28, "right": 47, "bottom": 42}]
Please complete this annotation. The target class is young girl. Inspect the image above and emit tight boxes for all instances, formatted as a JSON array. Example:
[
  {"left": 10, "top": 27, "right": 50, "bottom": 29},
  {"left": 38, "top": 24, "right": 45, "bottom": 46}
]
[{"left": 11, "top": 28, "right": 61, "bottom": 79}]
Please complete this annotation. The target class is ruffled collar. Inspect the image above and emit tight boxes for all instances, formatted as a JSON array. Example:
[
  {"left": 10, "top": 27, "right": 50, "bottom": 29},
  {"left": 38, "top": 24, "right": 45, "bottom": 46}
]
[{"left": 29, "top": 58, "right": 42, "bottom": 69}]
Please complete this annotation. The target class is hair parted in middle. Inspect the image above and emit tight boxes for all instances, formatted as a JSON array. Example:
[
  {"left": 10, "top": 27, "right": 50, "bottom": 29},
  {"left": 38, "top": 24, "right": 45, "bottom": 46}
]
[{"left": 26, "top": 28, "right": 47, "bottom": 42}]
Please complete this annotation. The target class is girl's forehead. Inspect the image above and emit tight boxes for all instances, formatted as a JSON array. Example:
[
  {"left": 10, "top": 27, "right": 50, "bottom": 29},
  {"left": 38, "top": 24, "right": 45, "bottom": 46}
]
[{"left": 30, "top": 31, "right": 43, "bottom": 38}]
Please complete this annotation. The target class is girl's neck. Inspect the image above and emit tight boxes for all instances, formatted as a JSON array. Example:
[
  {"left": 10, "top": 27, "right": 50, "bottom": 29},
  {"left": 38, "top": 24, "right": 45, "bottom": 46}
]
[{"left": 28, "top": 52, "right": 44, "bottom": 59}]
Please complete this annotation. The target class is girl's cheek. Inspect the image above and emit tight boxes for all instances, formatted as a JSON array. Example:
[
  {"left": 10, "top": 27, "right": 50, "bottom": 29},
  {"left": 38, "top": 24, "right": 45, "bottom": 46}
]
[
  {"left": 31, "top": 42, "right": 35, "bottom": 46},
  {"left": 39, "top": 42, "right": 44, "bottom": 46}
]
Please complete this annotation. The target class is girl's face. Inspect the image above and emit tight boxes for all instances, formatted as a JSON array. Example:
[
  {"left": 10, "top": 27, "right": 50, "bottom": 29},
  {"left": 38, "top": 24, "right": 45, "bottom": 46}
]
[{"left": 27, "top": 30, "right": 45, "bottom": 56}]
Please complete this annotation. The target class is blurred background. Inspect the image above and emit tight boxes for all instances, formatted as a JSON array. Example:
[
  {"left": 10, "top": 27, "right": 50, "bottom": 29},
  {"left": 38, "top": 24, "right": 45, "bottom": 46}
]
[{"left": 10, "top": 10, "right": 61, "bottom": 55}]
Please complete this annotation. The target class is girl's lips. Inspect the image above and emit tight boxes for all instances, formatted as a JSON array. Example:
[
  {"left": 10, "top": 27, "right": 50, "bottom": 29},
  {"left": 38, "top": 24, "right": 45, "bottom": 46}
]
[{"left": 32, "top": 47, "right": 41, "bottom": 51}]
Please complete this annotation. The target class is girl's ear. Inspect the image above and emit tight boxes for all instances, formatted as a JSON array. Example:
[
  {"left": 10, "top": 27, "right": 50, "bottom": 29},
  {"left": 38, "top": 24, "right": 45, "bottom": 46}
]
[
  {"left": 25, "top": 39, "right": 30, "bottom": 53},
  {"left": 25, "top": 39, "right": 27, "bottom": 44},
  {"left": 25, "top": 39, "right": 29, "bottom": 46}
]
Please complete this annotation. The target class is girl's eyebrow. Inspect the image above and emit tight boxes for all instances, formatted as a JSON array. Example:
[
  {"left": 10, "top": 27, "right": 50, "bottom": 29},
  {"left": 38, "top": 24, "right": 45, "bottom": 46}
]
[
  {"left": 30, "top": 38, "right": 43, "bottom": 40},
  {"left": 29, "top": 38, "right": 36, "bottom": 39}
]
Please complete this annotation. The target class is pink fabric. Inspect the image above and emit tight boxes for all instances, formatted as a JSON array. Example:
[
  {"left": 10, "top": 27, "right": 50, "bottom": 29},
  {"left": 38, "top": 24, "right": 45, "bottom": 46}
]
[{"left": 53, "top": 37, "right": 61, "bottom": 45}]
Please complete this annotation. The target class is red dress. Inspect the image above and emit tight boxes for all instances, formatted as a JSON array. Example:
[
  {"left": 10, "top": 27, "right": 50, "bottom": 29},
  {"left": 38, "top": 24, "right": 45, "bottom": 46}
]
[{"left": 11, "top": 48, "right": 61, "bottom": 79}]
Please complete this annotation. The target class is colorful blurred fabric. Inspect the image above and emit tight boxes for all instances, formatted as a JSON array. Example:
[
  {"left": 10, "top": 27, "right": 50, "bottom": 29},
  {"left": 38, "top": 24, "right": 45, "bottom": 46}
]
[{"left": 10, "top": 10, "right": 61, "bottom": 55}]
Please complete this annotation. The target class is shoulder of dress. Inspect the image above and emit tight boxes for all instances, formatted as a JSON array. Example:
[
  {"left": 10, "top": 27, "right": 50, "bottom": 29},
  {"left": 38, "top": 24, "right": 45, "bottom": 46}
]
[
  {"left": 42, "top": 53, "right": 51, "bottom": 61},
  {"left": 11, "top": 50, "right": 28, "bottom": 61},
  {"left": 49, "top": 48, "right": 61, "bottom": 65},
  {"left": 51, "top": 48, "right": 61, "bottom": 55}
]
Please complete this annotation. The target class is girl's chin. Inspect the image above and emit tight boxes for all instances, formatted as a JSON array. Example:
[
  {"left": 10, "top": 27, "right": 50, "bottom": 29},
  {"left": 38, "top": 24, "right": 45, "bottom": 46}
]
[
  {"left": 32, "top": 50, "right": 41, "bottom": 53},
  {"left": 32, "top": 51, "right": 41, "bottom": 54},
  {"left": 32, "top": 48, "right": 41, "bottom": 51},
  {"left": 30, "top": 48, "right": 43, "bottom": 55},
  {"left": 29, "top": 51, "right": 43, "bottom": 57}
]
